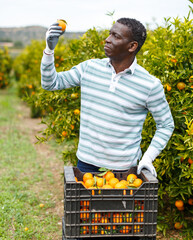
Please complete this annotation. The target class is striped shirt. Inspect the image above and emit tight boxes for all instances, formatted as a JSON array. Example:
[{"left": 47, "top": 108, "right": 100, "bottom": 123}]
[{"left": 41, "top": 53, "right": 174, "bottom": 170}]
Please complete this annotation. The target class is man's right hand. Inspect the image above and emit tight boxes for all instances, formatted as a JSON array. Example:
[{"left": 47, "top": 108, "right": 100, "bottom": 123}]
[{"left": 45, "top": 23, "right": 64, "bottom": 54}]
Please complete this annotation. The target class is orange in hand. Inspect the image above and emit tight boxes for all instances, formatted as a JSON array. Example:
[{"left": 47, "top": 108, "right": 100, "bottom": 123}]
[{"left": 57, "top": 19, "right": 67, "bottom": 31}]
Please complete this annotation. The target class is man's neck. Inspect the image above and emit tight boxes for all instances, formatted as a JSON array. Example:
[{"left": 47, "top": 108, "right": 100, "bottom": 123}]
[{"left": 111, "top": 56, "right": 135, "bottom": 74}]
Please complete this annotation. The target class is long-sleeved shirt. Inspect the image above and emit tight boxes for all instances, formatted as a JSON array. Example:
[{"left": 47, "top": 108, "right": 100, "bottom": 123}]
[{"left": 41, "top": 52, "right": 174, "bottom": 170}]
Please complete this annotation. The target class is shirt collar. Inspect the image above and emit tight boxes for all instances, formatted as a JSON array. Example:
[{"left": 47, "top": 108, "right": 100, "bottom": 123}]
[{"left": 106, "top": 57, "right": 137, "bottom": 75}]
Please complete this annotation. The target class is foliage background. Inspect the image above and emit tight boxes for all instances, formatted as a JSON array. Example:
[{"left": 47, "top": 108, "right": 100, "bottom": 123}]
[{"left": 1, "top": 5, "right": 193, "bottom": 239}]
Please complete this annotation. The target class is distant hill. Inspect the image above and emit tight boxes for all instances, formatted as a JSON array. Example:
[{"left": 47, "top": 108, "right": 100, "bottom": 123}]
[{"left": 0, "top": 26, "right": 85, "bottom": 46}]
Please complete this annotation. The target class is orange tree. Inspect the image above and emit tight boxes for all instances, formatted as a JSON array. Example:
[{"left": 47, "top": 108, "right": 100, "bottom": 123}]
[
  {"left": 0, "top": 47, "right": 12, "bottom": 88},
  {"left": 137, "top": 11, "right": 193, "bottom": 237},
  {"left": 13, "top": 40, "right": 47, "bottom": 117}
]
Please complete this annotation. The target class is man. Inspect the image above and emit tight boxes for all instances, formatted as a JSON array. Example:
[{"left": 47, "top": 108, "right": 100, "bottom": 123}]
[{"left": 41, "top": 18, "right": 174, "bottom": 178}]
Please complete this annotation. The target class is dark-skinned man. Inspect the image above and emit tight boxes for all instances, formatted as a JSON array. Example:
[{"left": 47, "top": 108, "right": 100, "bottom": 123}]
[{"left": 41, "top": 18, "right": 174, "bottom": 239}]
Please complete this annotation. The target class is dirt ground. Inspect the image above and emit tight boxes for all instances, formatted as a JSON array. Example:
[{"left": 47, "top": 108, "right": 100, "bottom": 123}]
[{"left": 16, "top": 102, "right": 184, "bottom": 240}]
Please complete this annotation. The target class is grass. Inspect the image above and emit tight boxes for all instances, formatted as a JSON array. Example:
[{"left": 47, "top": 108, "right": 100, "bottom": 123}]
[{"left": 0, "top": 87, "right": 62, "bottom": 239}]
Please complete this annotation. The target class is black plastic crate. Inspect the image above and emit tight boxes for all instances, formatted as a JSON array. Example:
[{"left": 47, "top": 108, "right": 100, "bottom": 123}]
[{"left": 63, "top": 166, "right": 158, "bottom": 239}]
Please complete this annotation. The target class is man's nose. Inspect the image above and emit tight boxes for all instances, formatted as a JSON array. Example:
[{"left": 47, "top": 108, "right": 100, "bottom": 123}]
[{"left": 105, "top": 35, "right": 111, "bottom": 43}]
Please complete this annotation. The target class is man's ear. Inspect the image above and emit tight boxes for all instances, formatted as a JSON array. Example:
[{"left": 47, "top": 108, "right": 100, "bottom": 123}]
[{"left": 128, "top": 41, "right": 138, "bottom": 53}]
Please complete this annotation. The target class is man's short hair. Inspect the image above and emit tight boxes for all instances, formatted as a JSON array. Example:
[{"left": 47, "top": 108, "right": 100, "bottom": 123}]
[{"left": 117, "top": 18, "right": 147, "bottom": 54}]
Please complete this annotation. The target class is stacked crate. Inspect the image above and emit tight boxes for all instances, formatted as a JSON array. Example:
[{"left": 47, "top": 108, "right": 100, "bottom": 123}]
[{"left": 62, "top": 166, "right": 158, "bottom": 240}]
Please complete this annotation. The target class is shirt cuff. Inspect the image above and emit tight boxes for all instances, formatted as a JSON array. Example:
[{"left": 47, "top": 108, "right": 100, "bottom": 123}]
[
  {"left": 42, "top": 50, "right": 55, "bottom": 64},
  {"left": 143, "top": 146, "right": 160, "bottom": 161}
]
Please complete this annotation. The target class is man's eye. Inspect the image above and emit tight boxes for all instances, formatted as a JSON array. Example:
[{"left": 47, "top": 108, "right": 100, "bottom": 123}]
[{"left": 114, "top": 34, "right": 119, "bottom": 39}]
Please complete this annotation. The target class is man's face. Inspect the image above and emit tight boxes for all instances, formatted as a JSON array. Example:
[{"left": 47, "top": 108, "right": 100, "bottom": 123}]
[{"left": 104, "top": 22, "right": 133, "bottom": 60}]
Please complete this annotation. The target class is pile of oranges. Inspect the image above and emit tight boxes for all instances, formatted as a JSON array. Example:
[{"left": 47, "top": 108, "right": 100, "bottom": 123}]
[
  {"left": 75, "top": 171, "right": 143, "bottom": 190},
  {"left": 76, "top": 171, "right": 145, "bottom": 235},
  {"left": 79, "top": 200, "right": 144, "bottom": 235}
]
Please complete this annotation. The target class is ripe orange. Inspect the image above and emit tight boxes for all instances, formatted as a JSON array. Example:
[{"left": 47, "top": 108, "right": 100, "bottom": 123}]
[
  {"left": 101, "top": 217, "right": 109, "bottom": 224},
  {"left": 188, "top": 158, "right": 193, "bottom": 164},
  {"left": 124, "top": 213, "right": 132, "bottom": 222},
  {"left": 62, "top": 131, "right": 67, "bottom": 137},
  {"left": 88, "top": 187, "right": 96, "bottom": 195},
  {"left": 80, "top": 209, "right": 89, "bottom": 221},
  {"left": 123, "top": 189, "right": 127, "bottom": 195},
  {"left": 177, "top": 82, "right": 186, "bottom": 90},
  {"left": 136, "top": 213, "right": 144, "bottom": 222},
  {"left": 24, "top": 227, "right": 29, "bottom": 231},
  {"left": 165, "top": 83, "right": 172, "bottom": 91},
  {"left": 83, "top": 173, "right": 93, "bottom": 183},
  {"left": 93, "top": 213, "right": 102, "bottom": 222},
  {"left": 74, "top": 109, "right": 80, "bottom": 115},
  {"left": 113, "top": 213, "right": 123, "bottom": 223},
  {"left": 96, "top": 177, "right": 105, "bottom": 187},
  {"left": 189, "top": 76, "right": 193, "bottom": 82},
  {"left": 175, "top": 200, "right": 184, "bottom": 208},
  {"left": 174, "top": 222, "right": 183, "bottom": 230},
  {"left": 188, "top": 198, "right": 193, "bottom": 205},
  {"left": 84, "top": 178, "right": 95, "bottom": 188},
  {"left": 134, "top": 225, "right": 141, "bottom": 233},
  {"left": 127, "top": 174, "right": 137, "bottom": 183},
  {"left": 80, "top": 201, "right": 90, "bottom": 207},
  {"left": 104, "top": 171, "right": 115, "bottom": 181},
  {"left": 120, "top": 225, "right": 131, "bottom": 233},
  {"left": 109, "top": 177, "right": 119, "bottom": 188},
  {"left": 119, "top": 180, "right": 129, "bottom": 187},
  {"left": 71, "top": 93, "right": 78, "bottom": 99},
  {"left": 180, "top": 157, "right": 184, "bottom": 162},
  {"left": 114, "top": 182, "right": 126, "bottom": 189},
  {"left": 57, "top": 19, "right": 67, "bottom": 31},
  {"left": 39, "top": 203, "right": 44, "bottom": 208},
  {"left": 170, "top": 58, "right": 177, "bottom": 63},
  {"left": 81, "top": 225, "right": 89, "bottom": 234},
  {"left": 133, "top": 178, "right": 143, "bottom": 188},
  {"left": 91, "top": 225, "right": 98, "bottom": 234},
  {"left": 102, "top": 184, "right": 113, "bottom": 189}
]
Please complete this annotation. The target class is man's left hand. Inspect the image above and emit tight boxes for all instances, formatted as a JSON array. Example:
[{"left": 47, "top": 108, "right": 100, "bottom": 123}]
[{"left": 137, "top": 155, "right": 157, "bottom": 177}]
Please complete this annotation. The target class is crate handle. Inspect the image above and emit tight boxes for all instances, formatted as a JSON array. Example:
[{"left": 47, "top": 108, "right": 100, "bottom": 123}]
[
  {"left": 141, "top": 169, "right": 158, "bottom": 183},
  {"left": 64, "top": 166, "right": 76, "bottom": 182}
]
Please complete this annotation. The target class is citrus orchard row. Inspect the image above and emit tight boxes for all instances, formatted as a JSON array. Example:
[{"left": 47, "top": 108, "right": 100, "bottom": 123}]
[
  {"left": 0, "top": 47, "right": 12, "bottom": 89},
  {"left": 2, "top": 11, "right": 193, "bottom": 238}
]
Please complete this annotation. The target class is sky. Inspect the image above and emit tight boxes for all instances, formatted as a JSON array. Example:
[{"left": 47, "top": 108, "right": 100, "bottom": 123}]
[{"left": 0, "top": 0, "right": 192, "bottom": 32}]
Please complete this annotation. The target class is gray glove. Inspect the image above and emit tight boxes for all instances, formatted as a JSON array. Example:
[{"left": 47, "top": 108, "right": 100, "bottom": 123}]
[
  {"left": 137, "top": 154, "right": 157, "bottom": 177},
  {"left": 45, "top": 23, "right": 64, "bottom": 54}
]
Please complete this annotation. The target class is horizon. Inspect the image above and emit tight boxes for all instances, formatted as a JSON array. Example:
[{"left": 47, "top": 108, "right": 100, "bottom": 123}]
[{"left": 0, "top": 0, "right": 191, "bottom": 32}]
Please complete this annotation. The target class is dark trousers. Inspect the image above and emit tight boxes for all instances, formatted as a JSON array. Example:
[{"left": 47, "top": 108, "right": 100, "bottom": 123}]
[
  {"left": 77, "top": 160, "right": 129, "bottom": 173},
  {"left": 77, "top": 160, "right": 101, "bottom": 173}
]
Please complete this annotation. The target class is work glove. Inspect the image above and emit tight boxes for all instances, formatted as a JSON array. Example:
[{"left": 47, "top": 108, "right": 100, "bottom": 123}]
[
  {"left": 45, "top": 23, "right": 64, "bottom": 54},
  {"left": 137, "top": 154, "right": 157, "bottom": 177}
]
